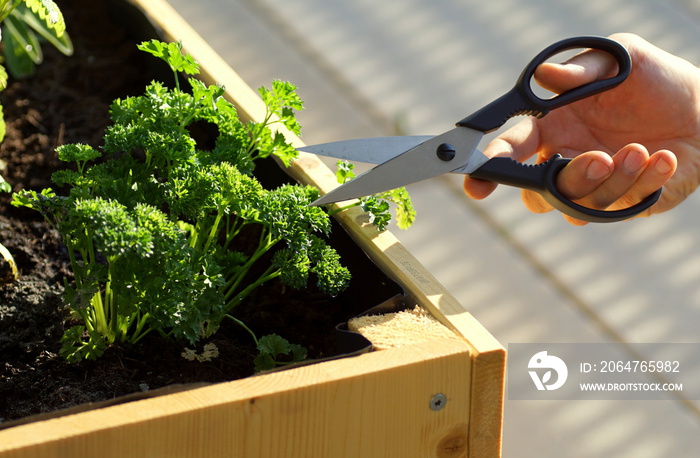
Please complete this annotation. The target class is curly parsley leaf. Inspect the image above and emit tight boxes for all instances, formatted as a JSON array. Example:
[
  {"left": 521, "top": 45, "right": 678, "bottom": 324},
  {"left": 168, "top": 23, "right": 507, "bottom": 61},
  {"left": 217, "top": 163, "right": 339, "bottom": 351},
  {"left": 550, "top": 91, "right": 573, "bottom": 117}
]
[
  {"left": 137, "top": 39, "right": 199, "bottom": 76},
  {"left": 250, "top": 80, "right": 304, "bottom": 166},
  {"left": 335, "top": 160, "right": 355, "bottom": 183},
  {"left": 333, "top": 160, "right": 416, "bottom": 231},
  {"left": 254, "top": 334, "right": 308, "bottom": 372}
]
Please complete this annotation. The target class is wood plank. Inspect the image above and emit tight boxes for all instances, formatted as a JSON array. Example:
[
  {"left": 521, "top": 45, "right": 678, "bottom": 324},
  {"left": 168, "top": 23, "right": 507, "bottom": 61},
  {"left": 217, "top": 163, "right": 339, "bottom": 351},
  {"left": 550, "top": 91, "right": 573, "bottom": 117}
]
[{"left": 0, "top": 339, "right": 471, "bottom": 457}]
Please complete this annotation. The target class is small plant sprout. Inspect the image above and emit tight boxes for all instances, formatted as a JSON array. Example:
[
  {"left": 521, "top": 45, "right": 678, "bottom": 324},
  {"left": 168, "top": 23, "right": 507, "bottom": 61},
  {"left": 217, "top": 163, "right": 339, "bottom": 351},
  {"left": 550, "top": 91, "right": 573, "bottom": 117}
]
[{"left": 254, "top": 334, "right": 307, "bottom": 372}]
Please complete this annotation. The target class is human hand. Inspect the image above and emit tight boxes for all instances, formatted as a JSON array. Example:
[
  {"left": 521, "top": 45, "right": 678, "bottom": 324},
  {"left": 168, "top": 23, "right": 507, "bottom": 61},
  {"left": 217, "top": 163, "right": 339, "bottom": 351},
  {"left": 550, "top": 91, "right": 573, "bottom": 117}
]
[{"left": 463, "top": 33, "right": 700, "bottom": 225}]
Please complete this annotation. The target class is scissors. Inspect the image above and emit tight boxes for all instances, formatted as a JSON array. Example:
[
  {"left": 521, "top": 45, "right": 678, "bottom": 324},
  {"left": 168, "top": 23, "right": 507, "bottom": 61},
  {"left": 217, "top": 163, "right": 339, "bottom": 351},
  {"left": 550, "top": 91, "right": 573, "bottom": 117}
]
[{"left": 300, "top": 36, "right": 662, "bottom": 223}]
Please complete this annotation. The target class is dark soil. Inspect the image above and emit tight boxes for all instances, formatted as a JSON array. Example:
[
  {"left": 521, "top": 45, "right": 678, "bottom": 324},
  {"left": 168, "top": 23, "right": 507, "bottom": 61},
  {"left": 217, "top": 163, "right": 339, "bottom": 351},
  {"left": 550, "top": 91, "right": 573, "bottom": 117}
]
[{"left": 0, "top": 0, "right": 400, "bottom": 425}]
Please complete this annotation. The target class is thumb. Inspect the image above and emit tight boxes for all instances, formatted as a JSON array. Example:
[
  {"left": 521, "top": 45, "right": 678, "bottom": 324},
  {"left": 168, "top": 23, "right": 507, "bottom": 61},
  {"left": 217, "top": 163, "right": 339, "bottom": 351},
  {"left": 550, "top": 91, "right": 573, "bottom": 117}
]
[{"left": 534, "top": 48, "right": 621, "bottom": 94}]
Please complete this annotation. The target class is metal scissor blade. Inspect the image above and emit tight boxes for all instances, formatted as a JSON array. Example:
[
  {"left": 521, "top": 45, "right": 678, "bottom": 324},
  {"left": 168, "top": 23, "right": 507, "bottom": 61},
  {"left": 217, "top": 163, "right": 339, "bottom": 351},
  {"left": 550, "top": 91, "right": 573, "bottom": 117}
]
[
  {"left": 298, "top": 136, "right": 433, "bottom": 164},
  {"left": 312, "top": 127, "right": 483, "bottom": 205}
]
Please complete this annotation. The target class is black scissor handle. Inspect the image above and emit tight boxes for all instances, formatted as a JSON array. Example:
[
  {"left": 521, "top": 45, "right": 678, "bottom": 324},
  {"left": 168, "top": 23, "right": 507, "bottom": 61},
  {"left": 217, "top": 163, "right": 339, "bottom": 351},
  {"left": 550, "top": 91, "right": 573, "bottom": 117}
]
[
  {"left": 469, "top": 155, "right": 661, "bottom": 222},
  {"left": 458, "top": 36, "right": 631, "bottom": 133}
]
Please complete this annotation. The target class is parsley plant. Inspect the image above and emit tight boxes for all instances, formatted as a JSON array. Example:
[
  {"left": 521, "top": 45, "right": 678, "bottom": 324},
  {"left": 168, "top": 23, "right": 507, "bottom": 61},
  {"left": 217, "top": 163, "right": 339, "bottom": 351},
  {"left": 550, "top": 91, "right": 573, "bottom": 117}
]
[{"left": 13, "top": 40, "right": 350, "bottom": 362}]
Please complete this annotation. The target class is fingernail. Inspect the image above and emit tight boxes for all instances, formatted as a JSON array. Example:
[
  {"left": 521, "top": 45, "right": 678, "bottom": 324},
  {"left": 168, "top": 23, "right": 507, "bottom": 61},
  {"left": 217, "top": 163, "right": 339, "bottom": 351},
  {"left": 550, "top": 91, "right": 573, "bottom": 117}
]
[
  {"left": 586, "top": 160, "right": 611, "bottom": 181},
  {"left": 623, "top": 149, "right": 645, "bottom": 174},
  {"left": 654, "top": 156, "right": 674, "bottom": 174}
]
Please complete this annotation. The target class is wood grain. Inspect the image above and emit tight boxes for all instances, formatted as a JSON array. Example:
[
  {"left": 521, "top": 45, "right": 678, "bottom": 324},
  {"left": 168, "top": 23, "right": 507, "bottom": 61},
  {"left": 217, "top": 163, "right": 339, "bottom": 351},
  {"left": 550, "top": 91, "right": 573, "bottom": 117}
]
[{"left": 1, "top": 340, "right": 473, "bottom": 457}]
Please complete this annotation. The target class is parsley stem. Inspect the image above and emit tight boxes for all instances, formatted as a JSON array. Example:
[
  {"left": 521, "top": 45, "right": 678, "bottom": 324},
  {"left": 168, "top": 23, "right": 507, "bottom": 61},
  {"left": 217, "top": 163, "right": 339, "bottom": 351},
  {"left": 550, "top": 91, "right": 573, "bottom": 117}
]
[
  {"left": 327, "top": 202, "right": 359, "bottom": 216},
  {"left": 223, "top": 218, "right": 246, "bottom": 251},
  {"left": 225, "top": 314, "right": 258, "bottom": 345},
  {"left": 226, "top": 268, "right": 281, "bottom": 310},
  {"left": 221, "top": 230, "right": 278, "bottom": 304},
  {"left": 203, "top": 211, "right": 223, "bottom": 253},
  {"left": 90, "top": 290, "right": 109, "bottom": 341},
  {"left": 129, "top": 312, "right": 152, "bottom": 345}
]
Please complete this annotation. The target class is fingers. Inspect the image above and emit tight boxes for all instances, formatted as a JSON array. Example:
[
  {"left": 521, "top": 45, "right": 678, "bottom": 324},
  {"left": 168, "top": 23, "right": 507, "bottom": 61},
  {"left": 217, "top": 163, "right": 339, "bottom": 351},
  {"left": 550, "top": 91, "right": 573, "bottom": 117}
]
[
  {"left": 463, "top": 172, "right": 498, "bottom": 200},
  {"left": 462, "top": 33, "right": 681, "bottom": 226},
  {"left": 463, "top": 40, "right": 626, "bottom": 202},
  {"left": 463, "top": 118, "right": 541, "bottom": 200},
  {"left": 534, "top": 46, "right": 621, "bottom": 94},
  {"left": 521, "top": 151, "right": 613, "bottom": 215},
  {"left": 521, "top": 144, "right": 677, "bottom": 225}
]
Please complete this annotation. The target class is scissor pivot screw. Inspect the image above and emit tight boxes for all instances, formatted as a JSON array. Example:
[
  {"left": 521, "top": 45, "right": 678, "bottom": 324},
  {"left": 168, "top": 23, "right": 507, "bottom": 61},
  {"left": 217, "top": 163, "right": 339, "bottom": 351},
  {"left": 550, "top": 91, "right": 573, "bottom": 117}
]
[{"left": 436, "top": 143, "right": 456, "bottom": 161}]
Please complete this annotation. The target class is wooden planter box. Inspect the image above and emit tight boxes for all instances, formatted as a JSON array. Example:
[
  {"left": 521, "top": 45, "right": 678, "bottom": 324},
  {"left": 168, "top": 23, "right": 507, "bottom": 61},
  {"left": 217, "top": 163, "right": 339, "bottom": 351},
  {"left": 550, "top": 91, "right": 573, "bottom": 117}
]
[{"left": 0, "top": 1, "right": 505, "bottom": 456}]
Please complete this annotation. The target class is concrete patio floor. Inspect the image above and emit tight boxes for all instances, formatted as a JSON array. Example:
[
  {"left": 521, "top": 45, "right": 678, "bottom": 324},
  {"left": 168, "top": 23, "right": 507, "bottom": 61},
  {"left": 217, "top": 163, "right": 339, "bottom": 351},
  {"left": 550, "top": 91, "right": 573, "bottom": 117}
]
[{"left": 166, "top": 0, "right": 700, "bottom": 456}]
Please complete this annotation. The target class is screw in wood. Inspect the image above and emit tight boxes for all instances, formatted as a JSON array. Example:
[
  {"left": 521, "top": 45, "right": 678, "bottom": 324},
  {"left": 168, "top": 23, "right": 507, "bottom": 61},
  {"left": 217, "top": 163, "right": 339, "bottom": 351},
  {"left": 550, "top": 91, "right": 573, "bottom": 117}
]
[{"left": 429, "top": 393, "right": 447, "bottom": 411}]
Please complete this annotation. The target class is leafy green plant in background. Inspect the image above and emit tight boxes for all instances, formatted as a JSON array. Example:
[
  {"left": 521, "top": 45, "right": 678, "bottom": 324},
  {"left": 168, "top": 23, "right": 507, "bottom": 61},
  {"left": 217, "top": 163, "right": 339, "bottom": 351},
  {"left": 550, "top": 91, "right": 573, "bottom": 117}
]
[
  {"left": 0, "top": 1, "right": 71, "bottom": 284},
  {"left": 0, "top": 0, "right": 73, "bottom": 149},
  {"left": 1, "top": 0, "right": 73, "bottom": 78},
  {"left": 13, "top": 39, "right": 414, "bottom": 367}
]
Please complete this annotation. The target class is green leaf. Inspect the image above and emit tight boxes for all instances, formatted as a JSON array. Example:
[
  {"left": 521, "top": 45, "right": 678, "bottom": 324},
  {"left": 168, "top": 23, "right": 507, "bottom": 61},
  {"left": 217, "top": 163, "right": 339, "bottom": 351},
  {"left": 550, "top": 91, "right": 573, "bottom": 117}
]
[
  {"left": 261, "top": 184, "right": 329, "bottom": 250},
  {"left": 189, "top": 78, "right": 225, "bottom": 111},
  {"left": 334, "top": 166, "right": 415, "bottom": 230},
  {"left": 3, "top": 15, "right": 37, "bottom": 78},
  {"left": 252, "top": 352, "right": 276, "bottom": 372},
  {"left": 257, "top": 333, "right": 291, "bottom": 358},
  {"left": 252, "top": 80, "right": 303, "bottom": 164},
  {"left": 71, "top": 198, "right": 155, "bottom": 258},
  {"left": 60, "top": 325, "right": 107, "bottom": 363},
  {"left": 309, "top": 236, "right": 350, "bottom": 295},
  {"left": 0, "top": 174, "right": 9, "bottom": 192},
  {"left": 335, "top": 160, "right": 355, "bottom": 184},
  {"left": 0, "top": 1, "right": 21, "bottom": 23},
  {"left": 56, "top": 143, "right": 101, "bottom": 163},
  {"left": 23, "top": 0, "right": 65, "bottom": 36},
  {"left": 13, "top": 2, "right": 72, "bottom": 55},
  {"left": 290, "top": 344, "right": 307, "bottom": 362},
  {"left": 269, "top": 80, "right": 303, "bottom": 111},
  {"left": 11, "top": 187, "right": 57, "bottom": 215},
  {"left": 254, "top": 334, "right": 308, "bottom": 372},
  {"left": 360, "top": 197, "right": 391, "bottom": 231},
  {"left": 137, "top": 39, "right": 199, "bottom": 75},
  {"left": 5, "top": 12, "right": 41, "bottom": 63},
  {"left": 0, "top": 64, "right": 8, "bottom": 91},
  {"left": 379, "top": 187, "right": 416, "bottom": 230},
  {"left": 51, "top": 169, "right": 81, "bottom": 186},
  {"left": 272, "top": 248, "right": 310, "bottom": 290}
]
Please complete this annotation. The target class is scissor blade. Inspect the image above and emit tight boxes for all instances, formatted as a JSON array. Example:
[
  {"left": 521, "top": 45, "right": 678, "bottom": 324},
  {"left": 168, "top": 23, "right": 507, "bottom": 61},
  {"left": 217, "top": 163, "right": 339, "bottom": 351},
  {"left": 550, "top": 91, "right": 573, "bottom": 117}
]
[
  {"left": 312, "top": 127, "right": 483, "bottom": 205},
  {"left": 298, "top": 136, "right": 433, "bottom": 164}
]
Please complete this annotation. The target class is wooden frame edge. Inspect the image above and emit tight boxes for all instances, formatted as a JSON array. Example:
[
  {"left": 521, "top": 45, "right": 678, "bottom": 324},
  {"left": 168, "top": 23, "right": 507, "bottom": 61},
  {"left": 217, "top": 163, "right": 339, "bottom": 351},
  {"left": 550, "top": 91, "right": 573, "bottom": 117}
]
[{"left": 0, "top": 339, "right": 473, "bottom": 457}]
